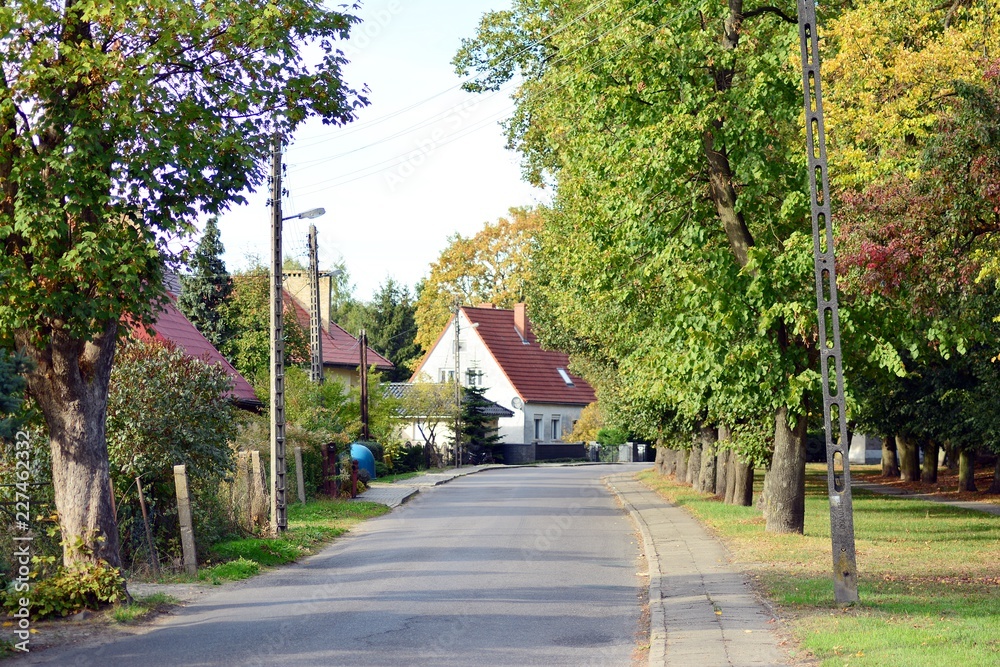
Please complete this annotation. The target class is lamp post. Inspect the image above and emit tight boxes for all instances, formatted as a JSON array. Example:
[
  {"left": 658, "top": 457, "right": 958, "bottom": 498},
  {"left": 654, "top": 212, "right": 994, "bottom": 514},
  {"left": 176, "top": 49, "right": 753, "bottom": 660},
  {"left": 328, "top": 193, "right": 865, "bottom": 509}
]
[{"left": 269, "top": 130, "right": 325, "bottom": 535}]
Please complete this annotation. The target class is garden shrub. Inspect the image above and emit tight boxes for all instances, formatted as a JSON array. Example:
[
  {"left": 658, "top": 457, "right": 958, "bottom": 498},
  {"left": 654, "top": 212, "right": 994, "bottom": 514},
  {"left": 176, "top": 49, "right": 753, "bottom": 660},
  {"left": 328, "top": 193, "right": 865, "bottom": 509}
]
[{"left": 2, "top": 560, "right": 125, "bottom": 619}]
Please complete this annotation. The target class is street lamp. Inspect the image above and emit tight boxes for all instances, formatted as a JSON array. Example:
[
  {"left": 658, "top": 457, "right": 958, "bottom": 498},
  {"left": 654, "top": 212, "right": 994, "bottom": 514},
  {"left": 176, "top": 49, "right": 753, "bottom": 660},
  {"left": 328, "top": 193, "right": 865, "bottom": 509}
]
[
  {"left": 269, "top": 152, "right": 328, "bottom": 534},
  {"left": 283, "top": 207, "right": 325, "bottom": 221}
]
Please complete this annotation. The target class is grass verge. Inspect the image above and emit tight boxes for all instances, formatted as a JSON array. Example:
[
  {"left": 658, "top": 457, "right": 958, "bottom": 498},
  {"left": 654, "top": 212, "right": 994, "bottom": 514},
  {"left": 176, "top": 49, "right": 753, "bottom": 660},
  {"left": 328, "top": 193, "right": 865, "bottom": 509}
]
[
  {"left": 375, "top": 470, "right": 426, "bottom": 484},
  {"left": 200, "top": 499, "right": 390, "bottom": 584},
  {"left": 637, "top": 464, "right": 1000, "bottom": 667},
  {"left": 109, "top": 593, "right": 180, "bottom": 624}
]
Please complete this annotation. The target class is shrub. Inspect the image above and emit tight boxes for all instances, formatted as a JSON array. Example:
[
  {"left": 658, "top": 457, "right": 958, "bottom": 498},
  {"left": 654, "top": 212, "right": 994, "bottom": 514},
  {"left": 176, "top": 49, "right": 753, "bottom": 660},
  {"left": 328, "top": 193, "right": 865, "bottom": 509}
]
[
  {"left": 106, "top": 338, "right": 240, "bottom": 570},
  {"left": 2, "top": 560, "right": 125, "bottom": 619},
  {"left": 596, "top": 427, "right": 628, "bottom": 446}
]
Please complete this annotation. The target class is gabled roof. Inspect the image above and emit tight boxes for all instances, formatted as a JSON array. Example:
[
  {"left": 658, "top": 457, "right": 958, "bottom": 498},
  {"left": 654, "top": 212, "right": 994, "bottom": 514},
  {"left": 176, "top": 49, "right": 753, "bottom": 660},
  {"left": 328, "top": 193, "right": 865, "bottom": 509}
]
[
  {"left": 413, "top": 305, "right": 596, "bottom": 406},
  {"left": 385, "top": 382, "right": 515, "bottom": 418},
  {"left": 133, "top": 296, "right": 261, "bottom": 408},
  {"left": 462, "top": 306, "right": 595, "bottom": 406},
  {"left": 284, "top": 292, "right": 393, "bottom": 371}
]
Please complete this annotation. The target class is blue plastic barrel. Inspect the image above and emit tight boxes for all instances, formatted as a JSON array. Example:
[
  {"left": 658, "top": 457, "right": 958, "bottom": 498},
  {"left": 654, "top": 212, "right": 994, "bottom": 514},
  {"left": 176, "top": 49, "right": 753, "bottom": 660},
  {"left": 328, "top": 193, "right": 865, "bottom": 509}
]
[{"left": 350, "top": 442, "right": 376, "bottom": 479}]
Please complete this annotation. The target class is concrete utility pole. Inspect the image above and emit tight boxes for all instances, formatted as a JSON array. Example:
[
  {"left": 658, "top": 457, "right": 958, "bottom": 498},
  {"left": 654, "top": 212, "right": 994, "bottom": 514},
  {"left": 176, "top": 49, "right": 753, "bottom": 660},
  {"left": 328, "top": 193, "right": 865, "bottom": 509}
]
[
  {"left": 453, "top": 299, "right": 461, "bottom": 468},
  {"left": 308, "top": 224, "right": 324, "bottom": 384},
  {"left": 359, "top": 329, "right": 370, "bottom": 441},
  {"left": 797, "top": 0, "right": 859, "bottom": 604},
  {"left": 269, "top": 133, "right": 288, "bottom": 534}
]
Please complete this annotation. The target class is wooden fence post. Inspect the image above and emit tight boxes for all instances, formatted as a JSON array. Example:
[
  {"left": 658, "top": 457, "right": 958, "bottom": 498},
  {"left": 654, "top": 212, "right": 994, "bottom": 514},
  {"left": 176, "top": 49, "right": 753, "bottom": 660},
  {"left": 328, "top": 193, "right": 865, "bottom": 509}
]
[
  {"left": 136, "top": 476, "right": 160, "bottom": 576},
  {"left": 173, "top": 465, "right": 197, "bottom": 576}
]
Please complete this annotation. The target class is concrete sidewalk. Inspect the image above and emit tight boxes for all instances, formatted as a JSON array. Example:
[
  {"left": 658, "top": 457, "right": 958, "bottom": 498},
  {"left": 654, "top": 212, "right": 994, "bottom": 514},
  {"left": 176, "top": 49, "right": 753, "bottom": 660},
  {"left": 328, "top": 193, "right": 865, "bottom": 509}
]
[
  {"left": 351, "top": 465, "right": 495, "bottom": 508},
  {"left": 606, "top": 473, "right": 792, "bottom": 667}
]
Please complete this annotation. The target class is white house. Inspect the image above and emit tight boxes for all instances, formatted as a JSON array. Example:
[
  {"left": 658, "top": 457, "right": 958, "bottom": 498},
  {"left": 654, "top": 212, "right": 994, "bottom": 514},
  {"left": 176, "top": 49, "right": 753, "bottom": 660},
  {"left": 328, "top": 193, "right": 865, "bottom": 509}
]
[{"left": 410, "top": 304, "right": 596, "bottom": 444}]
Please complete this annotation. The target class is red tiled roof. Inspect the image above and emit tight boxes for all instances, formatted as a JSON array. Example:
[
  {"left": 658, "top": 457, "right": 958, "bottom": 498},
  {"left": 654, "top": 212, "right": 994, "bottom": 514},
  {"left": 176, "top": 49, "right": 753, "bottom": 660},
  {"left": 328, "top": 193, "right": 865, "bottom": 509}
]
[
  {"left": 133, "top": 297, "right": 261, "bottom": 406},
  {"left": 284, "top": 292, "right": 393, "bottom": 370},
  {"left": 463, "top": 306, "right": 596, "bottom": 406}
]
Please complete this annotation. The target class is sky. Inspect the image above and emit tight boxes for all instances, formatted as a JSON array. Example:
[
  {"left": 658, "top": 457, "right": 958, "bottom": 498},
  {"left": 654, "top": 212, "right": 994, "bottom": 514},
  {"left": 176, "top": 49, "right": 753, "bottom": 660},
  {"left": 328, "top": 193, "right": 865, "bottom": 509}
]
[{"left": 213, "top": 0, "right": 547, "bottom": 302}]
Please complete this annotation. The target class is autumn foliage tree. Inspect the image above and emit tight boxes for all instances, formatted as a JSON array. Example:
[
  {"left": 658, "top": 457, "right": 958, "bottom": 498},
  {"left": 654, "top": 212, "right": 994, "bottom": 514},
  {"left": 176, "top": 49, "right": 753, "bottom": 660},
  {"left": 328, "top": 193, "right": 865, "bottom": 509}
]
[
  {"left": 414, "top": 207, "right": 540, "bottom": 353},
  {"left": 0, "top": 1, "right": 367, "bottom": 568}
]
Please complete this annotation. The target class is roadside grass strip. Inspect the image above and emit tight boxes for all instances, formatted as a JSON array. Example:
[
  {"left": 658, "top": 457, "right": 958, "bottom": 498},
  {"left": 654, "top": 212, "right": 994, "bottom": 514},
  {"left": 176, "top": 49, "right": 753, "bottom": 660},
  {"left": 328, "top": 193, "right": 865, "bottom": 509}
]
[
  {"left": 200, "top": 500, "right": 390, "bottom": 583},
  {"left": 637, "top": 465, "right": 1000, "bottom": 667}
]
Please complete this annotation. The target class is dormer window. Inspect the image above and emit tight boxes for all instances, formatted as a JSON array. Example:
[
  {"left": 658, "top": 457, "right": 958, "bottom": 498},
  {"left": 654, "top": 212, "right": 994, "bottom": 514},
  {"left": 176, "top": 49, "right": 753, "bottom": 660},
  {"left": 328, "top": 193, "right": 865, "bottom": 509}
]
[{"left": 556, "top": 368, "right": 574, "bottom": 386}]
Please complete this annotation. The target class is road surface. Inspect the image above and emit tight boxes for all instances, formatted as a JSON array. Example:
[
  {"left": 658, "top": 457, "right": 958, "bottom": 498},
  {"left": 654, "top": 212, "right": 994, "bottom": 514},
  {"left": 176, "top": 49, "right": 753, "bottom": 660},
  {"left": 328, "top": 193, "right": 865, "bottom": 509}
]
[{"left": 28, "top": 464, "right": 648, "bottom": 666}]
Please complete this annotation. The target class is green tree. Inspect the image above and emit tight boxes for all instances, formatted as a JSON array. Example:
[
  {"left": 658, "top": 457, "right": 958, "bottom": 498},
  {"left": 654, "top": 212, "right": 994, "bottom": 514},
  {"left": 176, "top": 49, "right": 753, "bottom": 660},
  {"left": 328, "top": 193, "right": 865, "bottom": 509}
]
[
  {"left": 178, "top": 217, "right": 232, "bottom": 348},
  {"left": 461, "top": 386, "right": 502, "bottom": 457},
  {"left": 457, "top": 1, "right": 822, "bottom": 532},
  {"left": 0, "top": 0, "right": 367, "bottom": 567},
  {"left": 106, "top": 339, "right": 239, "bottom": 564},
  {"left": 220, "top": 266, "right": 311, "bottom": 385},
  {"left": 356, "top": 279, "right": 421, "bottom": 381},
  {"left": 414, "top": 207, "right": 540, "bottom": 352},
  {"left": 0, "top": 349, "right": 30, "bottom": 441}
]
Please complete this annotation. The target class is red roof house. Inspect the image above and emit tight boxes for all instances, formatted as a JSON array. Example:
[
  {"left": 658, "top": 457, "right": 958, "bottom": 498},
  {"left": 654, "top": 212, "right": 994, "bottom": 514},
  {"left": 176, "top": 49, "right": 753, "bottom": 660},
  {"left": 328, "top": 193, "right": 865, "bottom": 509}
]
[
  {"left": 132, "top": 295, "right": 262, "bottom": 409},
  {"left": 283, "top": 291, "right": 393, "bottom": 387},
  {"left": 410, "top": 304, "right": 595, "bottom": 444}
]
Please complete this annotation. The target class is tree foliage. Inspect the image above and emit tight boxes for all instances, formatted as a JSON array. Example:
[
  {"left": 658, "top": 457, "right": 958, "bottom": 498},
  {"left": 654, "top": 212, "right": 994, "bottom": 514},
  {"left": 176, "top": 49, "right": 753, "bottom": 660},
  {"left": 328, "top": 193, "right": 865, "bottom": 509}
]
[
  {"left": 219, "top": 266, "right": 310, "bottom": 385},
  {"left": 0, "top": 348, "right": 30, "bottom": 441},
  {"left": 178, "top": 217, "right": 233, "bottom": 348},
  {"left": 414, "top": 207, "right": 541, "bottom": 352},
  {"left": 461, "top": 385, "right": 502, "bottom": 453},
  {"left": 0, "top": 0, "right": 367, "bottom": 566}
]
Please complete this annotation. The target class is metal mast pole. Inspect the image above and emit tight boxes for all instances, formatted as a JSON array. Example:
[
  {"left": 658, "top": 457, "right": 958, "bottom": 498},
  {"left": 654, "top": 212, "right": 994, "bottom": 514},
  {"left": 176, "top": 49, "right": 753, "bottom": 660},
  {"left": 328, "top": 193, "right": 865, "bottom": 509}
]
[
  {"left": 269, "top": 134, "right": 288, "bottom": 534},
  {"left": 359, "top": 329, "right": 370, "bottom": 441},
  {"left": 797, "top": 0, "right": 859, "bottom": 604},
  {"left": 453, "top": 300, "right": 461, "bottom": 468},
  {"left": 308, "top": 224, "right": 324, "bottom": 384}
]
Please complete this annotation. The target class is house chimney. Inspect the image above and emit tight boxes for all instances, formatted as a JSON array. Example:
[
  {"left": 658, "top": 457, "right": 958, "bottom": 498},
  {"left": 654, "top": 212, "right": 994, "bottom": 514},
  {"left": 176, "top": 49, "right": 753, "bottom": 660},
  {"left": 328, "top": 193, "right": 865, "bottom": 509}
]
[{"left": 514, "top": 302, "right": 528, "bottom": 341}]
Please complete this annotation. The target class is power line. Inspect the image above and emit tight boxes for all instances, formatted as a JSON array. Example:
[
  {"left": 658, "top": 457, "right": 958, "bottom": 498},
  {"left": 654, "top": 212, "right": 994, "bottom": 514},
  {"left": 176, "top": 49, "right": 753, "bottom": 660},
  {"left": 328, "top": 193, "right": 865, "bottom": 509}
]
[
  {"left": 289, "top": 6, "right": 663, "bottom": 195},
  {"left": 285, "top": 0, "right": 618, "bottom": 153}
]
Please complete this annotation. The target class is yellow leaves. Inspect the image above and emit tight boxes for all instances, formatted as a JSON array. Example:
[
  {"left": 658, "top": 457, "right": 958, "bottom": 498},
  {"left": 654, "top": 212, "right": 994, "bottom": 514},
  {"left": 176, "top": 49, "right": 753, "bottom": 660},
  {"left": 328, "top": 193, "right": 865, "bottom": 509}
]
[{"left": 824, "top": 0, "right": 1000, "bottom": 186}]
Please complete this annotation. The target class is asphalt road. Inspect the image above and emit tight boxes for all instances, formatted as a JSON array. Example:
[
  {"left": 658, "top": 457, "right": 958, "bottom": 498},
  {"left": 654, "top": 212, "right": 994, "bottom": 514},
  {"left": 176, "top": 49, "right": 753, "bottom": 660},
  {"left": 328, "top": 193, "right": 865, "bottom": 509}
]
[{"left": 31, "top": 464, "right": 648, "bottom": 666}]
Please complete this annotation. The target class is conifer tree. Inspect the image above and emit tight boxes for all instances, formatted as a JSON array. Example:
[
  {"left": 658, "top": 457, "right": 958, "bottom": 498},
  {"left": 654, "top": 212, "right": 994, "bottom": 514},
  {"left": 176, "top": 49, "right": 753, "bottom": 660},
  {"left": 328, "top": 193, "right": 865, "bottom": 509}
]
[{"left": 179, "top": 218, "right": 233, "bottom": 348}]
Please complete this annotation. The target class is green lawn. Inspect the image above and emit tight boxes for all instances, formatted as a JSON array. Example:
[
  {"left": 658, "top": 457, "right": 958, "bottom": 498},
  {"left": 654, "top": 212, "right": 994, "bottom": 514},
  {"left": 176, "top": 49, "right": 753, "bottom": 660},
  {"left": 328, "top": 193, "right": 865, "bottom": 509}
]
[
  {"left": 199, "top": 499, "right": 390, "bottom": 584},
  {"left": 637, "top": 465, "right": 1000, "bottom": 667}
]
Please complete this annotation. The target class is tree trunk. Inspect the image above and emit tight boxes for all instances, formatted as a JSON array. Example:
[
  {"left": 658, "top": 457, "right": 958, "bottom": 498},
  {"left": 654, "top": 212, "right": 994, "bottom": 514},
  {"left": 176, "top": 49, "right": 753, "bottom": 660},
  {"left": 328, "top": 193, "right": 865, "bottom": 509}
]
[
  {"left": 665, "top": 449, "right": 678, "bottom": 477},
  {"left": 881, "top": 434, "right": 900, "bottom": 477},
  {"left": 698, "top": 425, "right": 717, "bottom": 494},
  {"left": 763, "top": 407, "right": 807, "bottom": 534},
  {"left": 716, "top": 447, "right": 729, "bottom": 499},
  {"left": 958, "top": 449, "right": 977, "bottom": 492},
  {"left": 654, "top": 441, "right": 668, "bottom": 476},
  {"left": 687, "top": 440, "right": 702, "bottom": 487},
  {"left": 988, "top": 457, "right": 1000, "bottom": 494},
  {"left": 676, "top": 449, "right": 688, "bottom": 481},
  {"left": 920, "top": 439, "right": 939, "bottom": 484},
  {"left": 17, "top": 322, "right": 123, "bottom": 568},
  {"left": 731, "top": 453, "right": 754, "bottom": 506},
  {"left": 896, "top": 434, "right": 920, "bottom": 482},
  {"left": 724, "top": 448, "right": 738, "bottom": 504},
  {"left": 943, "top": 441, "right": 960, "bottom": 471}
]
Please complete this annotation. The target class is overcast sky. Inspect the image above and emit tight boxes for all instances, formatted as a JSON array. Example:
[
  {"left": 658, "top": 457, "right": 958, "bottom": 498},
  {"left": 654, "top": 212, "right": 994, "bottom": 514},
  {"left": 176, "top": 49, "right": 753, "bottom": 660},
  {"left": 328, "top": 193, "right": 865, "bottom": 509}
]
[{"left": 212, "top": 0, "right": 547, "bottom": 302}]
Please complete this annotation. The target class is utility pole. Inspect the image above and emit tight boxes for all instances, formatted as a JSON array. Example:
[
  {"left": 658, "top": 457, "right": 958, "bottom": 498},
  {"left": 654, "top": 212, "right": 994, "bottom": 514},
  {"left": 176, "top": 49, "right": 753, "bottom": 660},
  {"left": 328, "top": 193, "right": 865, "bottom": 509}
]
[
  {"left": 797, "top": 0, "right": 859, "bottom": 604},
  {"left": 453, "top": 299, "right": 461, "bottom": 468},
  {"left": 359, "top": 329, "right": 370, "bottom": 441},
  {"left": 268, "top": 134, "right": 288, "bottom": 534},
  {"left": 308, "top": 224, "right": 324, "bottom": 384}
]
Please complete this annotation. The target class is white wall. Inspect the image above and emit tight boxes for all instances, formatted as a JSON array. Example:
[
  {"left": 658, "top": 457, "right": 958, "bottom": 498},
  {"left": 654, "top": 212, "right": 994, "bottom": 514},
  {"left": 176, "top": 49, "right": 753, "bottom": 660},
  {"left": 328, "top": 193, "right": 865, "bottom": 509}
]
[{"left": 416, "top": 311, "right": 587, "bottom": 444}]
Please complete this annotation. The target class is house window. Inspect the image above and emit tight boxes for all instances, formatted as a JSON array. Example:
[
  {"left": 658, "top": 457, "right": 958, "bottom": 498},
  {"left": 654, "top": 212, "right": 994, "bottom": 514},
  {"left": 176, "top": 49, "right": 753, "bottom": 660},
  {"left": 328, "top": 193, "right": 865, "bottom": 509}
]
[
  {"left": 439, "top": 369, "right": 455, "bottom": 383},
  {"left": 551, "top": 415, "right": 562, "bottom": 441},
  {"left": 533, "top": 415, "right": 543, "bottom": 441},
  {"left": 556, "top": 368, "right": 575, "bottom": 386},
  {"left": 465, "top": 368, "right": 484, "bottom": 386}
]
